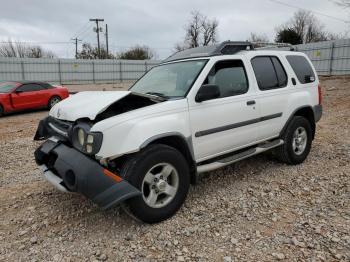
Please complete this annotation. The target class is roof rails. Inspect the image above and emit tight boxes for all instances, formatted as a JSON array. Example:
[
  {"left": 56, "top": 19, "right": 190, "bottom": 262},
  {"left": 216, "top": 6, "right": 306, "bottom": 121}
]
[
  {"left": 252, "top": 42, "right": 294, "bottom": 50},
  {"left": 163, "top": 41, "right": 254, "bottom": 63}
]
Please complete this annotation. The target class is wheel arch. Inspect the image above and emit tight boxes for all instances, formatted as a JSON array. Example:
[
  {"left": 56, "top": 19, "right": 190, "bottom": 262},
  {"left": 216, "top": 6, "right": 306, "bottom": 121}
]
[
  {"left": 280, "top": 106, "right": 316, "bottom": 139},
  {"left": 140, "top": 132, "right": 197, "bottom": 184}
]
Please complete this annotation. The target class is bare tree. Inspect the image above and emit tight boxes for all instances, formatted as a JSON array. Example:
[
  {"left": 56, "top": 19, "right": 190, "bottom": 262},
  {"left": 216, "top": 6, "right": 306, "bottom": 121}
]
[
  {"left": 0, "top": 39, "right": 55, "bottom": 58},
  {"left": 175, "top": 11, "right": 219, "bottom": 51},
  {"left": 248, "top": 33, "right": 269, "bottom": 43},
  {"left": 247, "top": 33, "right": 270, "bottom": 47},
  {"left": 276, "top": 10, "right": 333, "bottom": 44}
]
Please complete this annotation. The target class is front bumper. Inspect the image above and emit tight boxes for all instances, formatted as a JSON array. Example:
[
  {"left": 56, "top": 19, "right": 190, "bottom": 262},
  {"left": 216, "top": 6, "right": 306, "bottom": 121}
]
[{"left": 34, "top": 139, "right": 141, "bottom": 209}]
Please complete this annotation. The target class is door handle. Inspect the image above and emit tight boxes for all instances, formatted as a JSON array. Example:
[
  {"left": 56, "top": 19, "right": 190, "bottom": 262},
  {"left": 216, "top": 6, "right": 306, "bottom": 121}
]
[{"left": 246, "top": 100, "right": 256, "bottom": 106}]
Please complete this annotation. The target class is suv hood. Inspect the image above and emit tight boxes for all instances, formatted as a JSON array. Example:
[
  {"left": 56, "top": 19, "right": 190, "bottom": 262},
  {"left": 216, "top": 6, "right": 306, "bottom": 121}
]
[{"left": 50, "top": 91, "right": 131, "bottom": 121}]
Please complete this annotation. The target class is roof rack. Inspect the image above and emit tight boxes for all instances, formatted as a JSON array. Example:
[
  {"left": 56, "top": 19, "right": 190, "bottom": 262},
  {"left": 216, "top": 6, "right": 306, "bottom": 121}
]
[
  {"left": 163, "top": 41, "right": 254, "bottom": 63},
  {"left": 252, "top": 42, "right": 294, "bottom": 50}
]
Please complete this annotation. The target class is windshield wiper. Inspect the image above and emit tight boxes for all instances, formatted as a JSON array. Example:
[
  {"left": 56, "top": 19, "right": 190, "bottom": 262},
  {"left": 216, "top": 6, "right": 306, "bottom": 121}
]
[{"left": 145, "top": 92, "right": 168, "bottom": 100}]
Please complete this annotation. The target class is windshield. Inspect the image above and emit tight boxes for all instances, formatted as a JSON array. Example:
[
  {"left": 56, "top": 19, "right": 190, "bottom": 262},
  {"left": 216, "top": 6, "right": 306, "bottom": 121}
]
[
  {"left": 0, "top": 82, "right": 17, "bottom": 93},
  {"left": 130, "top": 60, "right": 207, "bottom": 98}
]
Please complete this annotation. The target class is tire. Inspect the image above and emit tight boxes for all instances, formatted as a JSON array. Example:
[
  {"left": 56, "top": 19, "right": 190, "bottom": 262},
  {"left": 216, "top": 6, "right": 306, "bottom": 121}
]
[
  {"left": 0, "top": 105, "right": 3, "bottom": 117},
  {"left": 120, "top": 144, "right": 190, "bottom": 223},
  {"left": 275, "top": 116, "right": 313, "bottom": 165},
  {"left": 48, "top": 96, "right": 61, "bottom": 109}
]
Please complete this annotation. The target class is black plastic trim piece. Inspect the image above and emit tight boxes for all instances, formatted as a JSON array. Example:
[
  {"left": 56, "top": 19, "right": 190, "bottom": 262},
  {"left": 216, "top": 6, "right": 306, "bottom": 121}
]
[
  {"left": 34, "top": 141, "right": 141, "bottom": 209},
  {"left": 279, "top": 105, "right": 320, "bottom": 139},
  {"left": 218, "top": 148, "right": 256, "bottom": 163},
  {"left": 313, "top": 104, "right": 322, "bottom": 123},
  {"left": 195, "top": 113, "right": 282, "bottom": 138}
]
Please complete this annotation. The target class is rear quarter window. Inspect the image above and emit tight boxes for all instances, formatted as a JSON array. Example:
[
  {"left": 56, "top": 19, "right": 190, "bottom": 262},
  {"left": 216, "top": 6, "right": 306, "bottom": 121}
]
[{"left": 286, "top": 55, "right": 315, "bottom": 84}]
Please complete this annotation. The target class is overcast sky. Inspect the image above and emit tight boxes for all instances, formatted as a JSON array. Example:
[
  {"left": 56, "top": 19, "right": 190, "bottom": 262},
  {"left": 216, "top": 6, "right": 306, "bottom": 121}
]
[{"left": 0, "top": 0, "right": 349, "bottom": 59}]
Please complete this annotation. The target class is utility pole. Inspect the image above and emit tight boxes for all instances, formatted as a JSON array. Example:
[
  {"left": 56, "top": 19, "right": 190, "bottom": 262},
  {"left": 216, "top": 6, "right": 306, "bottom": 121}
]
[
  {"left": 89, "top": 18, "right": 104, "bottom": 58},
  {"left": 71, "top": 37, "right": 82, "bottom": 59},
  {"left": 105, "top": 24, "right": 109, "bottom": 58}
]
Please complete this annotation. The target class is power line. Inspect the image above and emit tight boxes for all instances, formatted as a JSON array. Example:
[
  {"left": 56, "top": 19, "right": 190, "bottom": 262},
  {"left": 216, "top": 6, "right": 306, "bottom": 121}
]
[
  {"left": 74, "top": 26, "right": 92, "bottom": 39},
  {"left": 268, "top": 0, "right": 350, "bottom": 23},
  {"left": 79, "top": 29, "right": 96, "bottom": 42},
  {"left": 0, "top": 41, "right": 72, "bottom": 44},
  {"left": 70, "top": 21, "right": 91, "bottom": 39},
  {"left": 0, "top": 40, "right": 172, "bottom": 53}
]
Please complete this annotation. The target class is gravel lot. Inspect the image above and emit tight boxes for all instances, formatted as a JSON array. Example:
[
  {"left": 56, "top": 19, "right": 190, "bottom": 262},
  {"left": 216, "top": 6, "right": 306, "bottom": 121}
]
[{"left": 0, "top": 77, "right": 349, "bottom": 261}]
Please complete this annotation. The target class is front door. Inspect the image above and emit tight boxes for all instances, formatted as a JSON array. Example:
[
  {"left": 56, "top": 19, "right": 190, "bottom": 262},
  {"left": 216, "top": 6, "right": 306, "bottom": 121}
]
[{"left": 189, "top": 59, "right": 260, "bottom": 162}]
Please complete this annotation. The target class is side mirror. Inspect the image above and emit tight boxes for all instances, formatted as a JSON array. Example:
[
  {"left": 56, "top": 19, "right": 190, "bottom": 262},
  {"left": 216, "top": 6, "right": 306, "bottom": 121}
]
[
  {"left": 304, "top": 75, "right": 315, "bottom": 83},
  {"left": 14, "top": 89, "right": 23, "bottom": 94},
  {"left": 195, "top": 84, "right": 220, "bottom": 102}
]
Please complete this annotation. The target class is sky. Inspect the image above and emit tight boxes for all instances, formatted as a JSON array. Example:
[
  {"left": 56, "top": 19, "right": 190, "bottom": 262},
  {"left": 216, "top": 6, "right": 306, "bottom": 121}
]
[{"left": 0, "top": 0, "right": 349, "bottom": 59}]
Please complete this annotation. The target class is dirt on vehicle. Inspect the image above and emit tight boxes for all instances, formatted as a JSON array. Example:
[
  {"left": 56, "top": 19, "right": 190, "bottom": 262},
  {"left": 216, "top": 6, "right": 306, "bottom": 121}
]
[{"left": 0, "top": 77, "right": 349, "bottom": 261}]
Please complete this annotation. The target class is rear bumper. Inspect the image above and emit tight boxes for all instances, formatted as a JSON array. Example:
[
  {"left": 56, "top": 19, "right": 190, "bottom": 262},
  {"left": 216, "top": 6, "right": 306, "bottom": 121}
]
[{"left": 34, "top": 140, "right": 141, "bottom": 209}]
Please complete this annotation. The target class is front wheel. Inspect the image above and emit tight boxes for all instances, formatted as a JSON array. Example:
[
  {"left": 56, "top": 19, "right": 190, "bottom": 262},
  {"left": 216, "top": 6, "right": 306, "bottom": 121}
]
[
  {"left": 275, "top": 116, "right": 313, "bottom": 165},
  {"left": 120, "top": 144, "right": 190, "bottom": 223}
]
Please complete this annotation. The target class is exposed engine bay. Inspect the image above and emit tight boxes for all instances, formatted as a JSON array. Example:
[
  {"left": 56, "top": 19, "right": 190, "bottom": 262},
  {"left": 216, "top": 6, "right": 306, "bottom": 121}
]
[{"left": 94, "top": 93, "right": 160, "bottom": 122}]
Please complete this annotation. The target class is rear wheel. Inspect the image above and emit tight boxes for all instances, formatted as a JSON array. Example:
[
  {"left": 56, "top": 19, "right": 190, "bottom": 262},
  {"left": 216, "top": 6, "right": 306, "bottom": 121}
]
[
  {"left": 275, "top": 116, "right": 312, "bottom": 165},
  {"left": 48, "top": 96, "right": 61, "bottom": 109},
  {"left": 120, "top": 144, "right": 190, "bottom": 223}
]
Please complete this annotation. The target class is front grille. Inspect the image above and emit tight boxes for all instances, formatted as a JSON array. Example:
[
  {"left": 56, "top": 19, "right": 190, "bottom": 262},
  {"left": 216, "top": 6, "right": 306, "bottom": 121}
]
[{"left": 47, "top": 117, "right": 73, "bottom": 138}]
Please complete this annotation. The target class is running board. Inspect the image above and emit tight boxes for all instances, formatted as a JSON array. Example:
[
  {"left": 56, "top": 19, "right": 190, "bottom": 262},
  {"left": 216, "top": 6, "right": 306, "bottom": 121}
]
[{"left": 197, "top": 139, "right": 284, "bottom": 174}]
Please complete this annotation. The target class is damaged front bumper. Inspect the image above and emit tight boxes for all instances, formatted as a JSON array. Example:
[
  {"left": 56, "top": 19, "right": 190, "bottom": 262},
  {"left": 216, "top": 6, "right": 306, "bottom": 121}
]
[{"left": 34, "top": 139, "right": 141, "bottom": 209}]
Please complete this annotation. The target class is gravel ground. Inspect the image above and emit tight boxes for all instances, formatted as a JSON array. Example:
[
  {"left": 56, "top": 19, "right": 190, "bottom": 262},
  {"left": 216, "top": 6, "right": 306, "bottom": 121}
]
[{"left": 0, "top": 77, "right": 349, "bottom": 261}]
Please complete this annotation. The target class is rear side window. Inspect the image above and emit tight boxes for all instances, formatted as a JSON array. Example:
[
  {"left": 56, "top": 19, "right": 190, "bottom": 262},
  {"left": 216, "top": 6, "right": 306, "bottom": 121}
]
[
  {"left": 251, "top": 56, "right": 287, "bottom": 90},
  {"left": 286, "top": 55, "right": 315, "bottom": 84}
]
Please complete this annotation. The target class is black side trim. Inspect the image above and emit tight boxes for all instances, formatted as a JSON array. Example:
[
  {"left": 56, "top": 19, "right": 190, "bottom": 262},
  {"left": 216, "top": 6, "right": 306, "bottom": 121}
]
[
  {"left": 195, "top": 113, "right": 282, "bottom": 137},
  {"left": 313, "top": 104, "right": 322, "bottom": 123}
]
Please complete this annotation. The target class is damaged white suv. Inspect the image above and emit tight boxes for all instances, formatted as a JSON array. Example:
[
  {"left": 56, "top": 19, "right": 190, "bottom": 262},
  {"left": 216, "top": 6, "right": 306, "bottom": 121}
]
[{"left": 34, "top": 41, "right": 322, "bottom": 223}]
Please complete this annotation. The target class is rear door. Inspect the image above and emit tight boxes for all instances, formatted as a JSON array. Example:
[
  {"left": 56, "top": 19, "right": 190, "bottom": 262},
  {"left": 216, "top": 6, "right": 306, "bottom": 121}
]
[
  {"left": 250, "top": 55, "right": 290, "bottom": 140},
  {"left": 11, "top": 83, "right": 45, "bottom": 110},
  {"left": 189, "top": 58, "right": 260, "bottom": 161}
]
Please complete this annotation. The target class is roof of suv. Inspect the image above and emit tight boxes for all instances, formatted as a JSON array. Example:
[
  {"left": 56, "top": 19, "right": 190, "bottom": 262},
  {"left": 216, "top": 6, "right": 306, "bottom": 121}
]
[{"left": 163, "top": 41, "right": 295, "bottom": 63}]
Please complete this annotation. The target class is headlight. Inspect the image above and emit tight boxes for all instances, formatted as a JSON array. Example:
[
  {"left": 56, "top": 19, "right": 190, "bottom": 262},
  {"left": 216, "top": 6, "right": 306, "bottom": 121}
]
[
  {"left": 78, "top": 128, "right": 85, "bottom": 146},
  {"left": 71, "top": 123, "right": 103, "bottom": 155}
]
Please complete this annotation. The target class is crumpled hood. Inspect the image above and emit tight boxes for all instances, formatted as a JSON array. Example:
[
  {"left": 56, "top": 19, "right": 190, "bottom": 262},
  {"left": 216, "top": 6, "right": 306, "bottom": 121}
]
[{"left": 50, "top": 91, "right": 130, "bottom": 121}]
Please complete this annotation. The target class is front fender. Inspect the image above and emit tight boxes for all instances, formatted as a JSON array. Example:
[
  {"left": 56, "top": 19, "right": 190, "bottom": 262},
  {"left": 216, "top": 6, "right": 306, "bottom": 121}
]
[{"left": 93, "top": 109, "right": 191, "bottom": 159}]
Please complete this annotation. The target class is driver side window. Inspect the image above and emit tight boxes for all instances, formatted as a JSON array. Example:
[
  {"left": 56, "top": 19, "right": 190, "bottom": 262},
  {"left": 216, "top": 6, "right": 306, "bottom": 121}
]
[{"left": 203, "top": 60, "right": 249, "bottom": 98}]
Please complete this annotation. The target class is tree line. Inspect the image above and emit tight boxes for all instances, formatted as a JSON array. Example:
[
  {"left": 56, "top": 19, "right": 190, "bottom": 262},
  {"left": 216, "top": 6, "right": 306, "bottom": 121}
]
[{"left": 1, "top": 2, "right": 349, "bottom": 60}]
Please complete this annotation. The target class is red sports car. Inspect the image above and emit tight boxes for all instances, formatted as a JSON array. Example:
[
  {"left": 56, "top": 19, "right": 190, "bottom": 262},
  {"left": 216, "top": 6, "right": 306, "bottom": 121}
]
[{"left": 0, "top": 81, "right": 69, "bottom": 116}]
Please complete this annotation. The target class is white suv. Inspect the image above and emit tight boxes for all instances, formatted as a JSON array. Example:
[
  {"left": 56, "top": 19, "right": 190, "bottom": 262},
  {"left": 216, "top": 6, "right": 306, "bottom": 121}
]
[{"left": 34, "top": 41, "right": 322, "bottom": 223}]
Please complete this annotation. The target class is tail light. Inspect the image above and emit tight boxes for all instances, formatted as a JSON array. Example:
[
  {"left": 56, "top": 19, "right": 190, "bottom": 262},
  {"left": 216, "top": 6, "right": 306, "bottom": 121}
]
[{"left": 318, "top": 84, "right": 322, "bottom": 105}]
